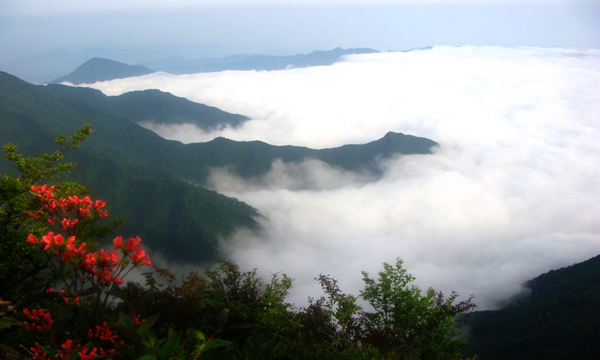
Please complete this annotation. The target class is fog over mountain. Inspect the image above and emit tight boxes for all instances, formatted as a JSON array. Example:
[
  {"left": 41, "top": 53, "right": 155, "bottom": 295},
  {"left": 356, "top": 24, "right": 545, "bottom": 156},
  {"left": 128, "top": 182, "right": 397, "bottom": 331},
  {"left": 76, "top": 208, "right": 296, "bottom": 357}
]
[{"left": 87, "top": 46, "right": 600, "bottom": 309}]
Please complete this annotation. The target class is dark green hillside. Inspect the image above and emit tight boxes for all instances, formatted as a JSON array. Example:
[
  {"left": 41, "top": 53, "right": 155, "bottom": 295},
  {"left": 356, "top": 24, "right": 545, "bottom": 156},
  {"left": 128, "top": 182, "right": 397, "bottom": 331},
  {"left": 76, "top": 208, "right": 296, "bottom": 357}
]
[
  {"left": 38, "top": 84, "right": 438, "bottom": 185},
  {"left": 42, "top": 85, "right": 249, "bottom": 130},
  {"left": 0, "top": 71, "right": 258, "bottom": 262},
  {"left": 182, "top": 132, "right": 437, "bottom": 181},
  {"left": 460, "top": 254, "right": 600, "bottom": 360},
  {"left": 51, "top": 58, "right": 154, "bottom": 85},
  {"left": 1, "top": 70, "right": 438, "bottom": 260}
]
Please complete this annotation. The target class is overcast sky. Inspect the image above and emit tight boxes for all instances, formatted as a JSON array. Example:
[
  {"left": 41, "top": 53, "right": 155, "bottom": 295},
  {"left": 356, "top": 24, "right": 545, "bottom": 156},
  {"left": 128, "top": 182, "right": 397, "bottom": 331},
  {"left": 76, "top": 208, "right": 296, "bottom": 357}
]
[{"left": 1, "top": 0, "right": 599, "bottom": 81}]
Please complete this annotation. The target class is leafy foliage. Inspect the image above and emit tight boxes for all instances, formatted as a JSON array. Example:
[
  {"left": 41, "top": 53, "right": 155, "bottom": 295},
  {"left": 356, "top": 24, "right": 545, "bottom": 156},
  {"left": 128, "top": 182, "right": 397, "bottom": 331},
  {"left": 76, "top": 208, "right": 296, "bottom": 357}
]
[
  {"left": 41, "top": 85, "right": 249, "bottom": 130},
  {"left": 460, "top": 254, "right": 600, "bottom": 360}
]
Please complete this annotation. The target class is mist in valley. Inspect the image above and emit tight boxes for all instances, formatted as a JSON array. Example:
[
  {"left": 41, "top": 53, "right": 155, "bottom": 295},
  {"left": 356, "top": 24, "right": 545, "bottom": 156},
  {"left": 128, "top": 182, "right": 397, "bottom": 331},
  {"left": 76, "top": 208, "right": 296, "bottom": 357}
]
[{"left": 86, "top": 46, "right": 600, "bottom": 309}]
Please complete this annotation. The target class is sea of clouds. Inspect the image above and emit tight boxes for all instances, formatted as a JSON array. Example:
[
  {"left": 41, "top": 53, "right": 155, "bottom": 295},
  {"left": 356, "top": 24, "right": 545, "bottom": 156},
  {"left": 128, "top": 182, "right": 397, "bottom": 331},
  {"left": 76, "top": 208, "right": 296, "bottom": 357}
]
[{"left": 88, "top": 46, "right": 600, "bottom": 309}]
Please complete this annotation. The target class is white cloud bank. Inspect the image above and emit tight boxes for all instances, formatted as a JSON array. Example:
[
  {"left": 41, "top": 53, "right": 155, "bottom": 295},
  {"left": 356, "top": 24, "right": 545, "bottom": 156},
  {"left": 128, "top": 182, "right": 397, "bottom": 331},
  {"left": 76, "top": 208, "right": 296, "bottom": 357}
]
[{"left": 90, "top": 46, "right": 600, "bottom": 309}]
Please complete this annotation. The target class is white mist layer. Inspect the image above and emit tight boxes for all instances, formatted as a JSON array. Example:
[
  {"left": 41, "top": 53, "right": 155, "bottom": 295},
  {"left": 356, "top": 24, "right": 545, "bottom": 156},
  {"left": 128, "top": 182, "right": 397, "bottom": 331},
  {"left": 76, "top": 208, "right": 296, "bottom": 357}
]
[{"left": 90, "top": 46, "right": 600, "bottom": 309}]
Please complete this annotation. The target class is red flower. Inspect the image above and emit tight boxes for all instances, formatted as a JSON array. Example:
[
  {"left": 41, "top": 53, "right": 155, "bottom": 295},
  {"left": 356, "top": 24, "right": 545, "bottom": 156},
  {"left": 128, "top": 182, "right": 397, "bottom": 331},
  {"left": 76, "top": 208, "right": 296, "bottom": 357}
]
[
  {"left": 29, "top": 343, "right": 49, "bottom": 360},
  {"left": 61, "top": 339, "right": 73, "bottom": 349},
  {"left": 40, "top": 232, "right": 62, "bottom": 250},
  {"left": 131, "top": 249, "right": 151, "bottom": 266},
  {"left": 126, "top": 237, "right": 142, "bottom": 252},
  {"left": 78, "top": 347, "right": 97, "bottom": 360},
  {"left": 27, "top": 234, "right": 38, "bottom": 244},
  {"left": 112, "top": 236, "right": 124, "bottom": 250},
  {"left": 61, "top": 218, "right": 78, "bottom": 231},
  {"left": 132, "top": 316, "right": 146, "bottom": 326},
  {"left": 23, "top": 308, "right": 53, "bottom": 332},
  {"left": 93, "top": 200, "right": 106, "bottom": 211}
]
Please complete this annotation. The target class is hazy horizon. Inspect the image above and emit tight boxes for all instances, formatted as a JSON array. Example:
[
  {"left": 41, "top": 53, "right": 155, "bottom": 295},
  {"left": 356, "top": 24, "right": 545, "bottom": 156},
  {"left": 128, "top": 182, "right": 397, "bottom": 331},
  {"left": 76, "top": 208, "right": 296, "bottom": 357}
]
[{"left": 1, "top": 0, "right": 599, "bottom": 83}]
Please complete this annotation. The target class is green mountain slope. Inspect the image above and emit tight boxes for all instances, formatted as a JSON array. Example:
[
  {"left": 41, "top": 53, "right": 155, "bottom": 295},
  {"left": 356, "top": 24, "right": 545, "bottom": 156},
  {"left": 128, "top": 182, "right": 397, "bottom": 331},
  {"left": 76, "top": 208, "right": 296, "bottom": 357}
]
[
  {"left": 1, "top": 70, "right": 439, "bottom": 262},
  {"left": 0, "top": 70, "right": 258, "bottom": 262},
  {"left": 460, "top": 254, "right": 600, "bottom": 360},
  {"left": 39, "top": 84, "right": 438, "bottom": 184},
  {"left": 42, "top": 84, "right": 249, "bottom": 130},
  {"left": 181, "top": 132, "right": 437, "bottom": 181},
  {"left": 51, "top": 58, "right": 154, "bottom": 85}
]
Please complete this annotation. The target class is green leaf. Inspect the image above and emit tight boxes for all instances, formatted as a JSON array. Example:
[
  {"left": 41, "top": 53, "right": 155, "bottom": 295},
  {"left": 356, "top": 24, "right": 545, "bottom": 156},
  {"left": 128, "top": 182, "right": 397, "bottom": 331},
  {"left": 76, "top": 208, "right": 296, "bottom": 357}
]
[
  {"left": 137, "top": 313, "right": 160, "bottom": 335},
  {"left": 0, "top": 316, "right": 22, "bottom": 329},
  {"left": 112, "top": 323, "right": 143, "bottom": 344},
  {"left": 119, "top": 312, "right": 136, "bottom": 331},
  {"left": 174, "top": 345, "right": 184, "bottom": 360},
  {"left": 117, "top": 344, "right": 139, "bottom": 360},
  {"left": 159, "top": 331, "right": 181, "bottom": 360},
  {"left": 187, "top": 328, "right": 205, "bottom": 343},
  {"left": 138, "top": 355, "right": 158, "bottom": 360},
  {"left": 38, "top": 345, "right": 57, "bottom": 357},
  {"left": 205, "top": 339, "right": 232, "bottom": 351},
  {"left": 141, "top": 330, "right": 157, "bottom": 348}
]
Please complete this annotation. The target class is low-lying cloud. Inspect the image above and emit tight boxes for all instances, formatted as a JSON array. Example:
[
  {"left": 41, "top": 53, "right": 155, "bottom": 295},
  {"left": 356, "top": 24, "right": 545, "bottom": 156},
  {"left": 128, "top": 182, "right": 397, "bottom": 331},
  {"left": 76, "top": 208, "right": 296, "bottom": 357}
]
[{"left": 89, "top": 46, "right": 600, "bottom": 309}]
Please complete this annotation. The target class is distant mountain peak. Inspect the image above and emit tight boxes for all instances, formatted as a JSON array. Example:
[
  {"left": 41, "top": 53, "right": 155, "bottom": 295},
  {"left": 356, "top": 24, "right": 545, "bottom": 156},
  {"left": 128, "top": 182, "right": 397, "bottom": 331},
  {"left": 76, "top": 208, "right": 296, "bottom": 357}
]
[
  {"left": 51, "top": 58, "right": 154, "bottom": 85},
  {"left": 142, "top": 47, "right": 379, "bottom": 75}
]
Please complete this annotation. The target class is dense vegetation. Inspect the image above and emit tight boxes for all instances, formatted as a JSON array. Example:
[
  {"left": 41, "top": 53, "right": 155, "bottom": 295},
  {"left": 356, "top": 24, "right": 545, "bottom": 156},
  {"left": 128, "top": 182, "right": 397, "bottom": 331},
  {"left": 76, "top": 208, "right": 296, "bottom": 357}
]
[
  {"left": 0, "top": 133, "right": 476, "bottom": 359},
  {"left": 460, "top": 255, "right": 600, "bottom": 359},
  {"left": 41, "top": 85, "right": 249, "bottom": 130},
  {"left": 0, "top": 71, "right": 259, "bottom": 262},
  {"left": 1, "top": 70, "right": 437, "bottom": 261},
  {"left": 41, "top": 82, "right": 437, "bottom": 183}
]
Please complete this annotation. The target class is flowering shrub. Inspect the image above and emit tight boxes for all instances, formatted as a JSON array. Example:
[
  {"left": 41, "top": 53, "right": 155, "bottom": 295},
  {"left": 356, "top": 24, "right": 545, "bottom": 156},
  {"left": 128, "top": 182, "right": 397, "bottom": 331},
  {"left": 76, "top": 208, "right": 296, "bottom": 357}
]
[
  {"left": 19, "top": 184, "right": 152, "bottom": 359},
  {"left": 25, "top": 184, "right": 150, "bottom": 304}
]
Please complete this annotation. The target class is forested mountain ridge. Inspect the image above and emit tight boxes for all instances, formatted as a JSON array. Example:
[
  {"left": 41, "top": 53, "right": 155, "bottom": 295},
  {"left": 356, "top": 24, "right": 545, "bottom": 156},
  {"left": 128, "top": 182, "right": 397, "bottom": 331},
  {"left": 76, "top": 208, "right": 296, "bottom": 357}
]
[
  {"left": 51, "top": 57, "right": 154, "bottom": 85},
  {"left": 1, "top": 69, "right": 438, "bottom": 261},
  {"left": 460, "top": 254, "right": 600, "bottom": 359},
  {"left": 0, "top": 70, "right": 258, "bottom": 262},
  {"left": 182, "top": 131, "right": 437, "bottom": 181},
  {"left": 42, "top": 84, "right": 249, "bottom": 130},
  {"left": 39, "top": 83, "right": 438, "bottom": 184}
]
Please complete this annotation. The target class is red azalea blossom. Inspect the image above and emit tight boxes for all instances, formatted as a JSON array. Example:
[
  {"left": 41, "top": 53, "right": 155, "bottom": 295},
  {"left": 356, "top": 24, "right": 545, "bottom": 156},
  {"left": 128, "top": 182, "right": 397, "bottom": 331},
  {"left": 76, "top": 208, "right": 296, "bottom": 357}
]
[
  {"left": 22, "top": 186, "right": 154, "bottom": 360},
  {"left": 112, "top": 236, "right": 124, "bottom": 251},
  {"left": 132, "top": 316, "right": 146, "bottom": 326},
  {"left": 61, "top": 218, "right": 78, "bottom": 231},
  {"left": 99, "top": 348, "right": 115, "bottom": 356},
  {"left": 93, "top": 200, "right": 106, "bottom": 210},
  {"left": 30, "top": 343, "right": 49, "bottom": 360},
  {"left": 131, "top": 249, "right": 151, "bottom": 266},
  {"left": 126, "top": 236, "right": 142, "bottom": 252},
  {"left": 26, "top": 234, "right": 37, "bottom": 244},
  {"left": 78, "top": 347, "right": 97, "bottom": 360},
  {"left": 23, "top": 308, "right": 53, "bottom": 332},
  {"left": 94, "top": 322, "right": 119, "bottom": 342}
]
